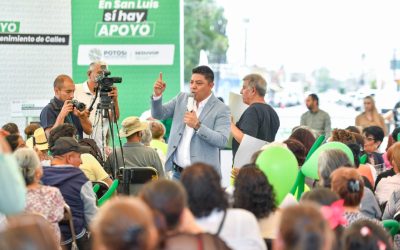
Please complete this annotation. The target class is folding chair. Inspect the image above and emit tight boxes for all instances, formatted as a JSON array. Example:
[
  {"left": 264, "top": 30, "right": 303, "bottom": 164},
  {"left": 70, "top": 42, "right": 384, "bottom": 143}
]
[
  {"left": 394, "top": 210, "right": 400, "bottom": 221},
  {"left": 97, "top": 179, "right": 119, "bottom": 206},
  {"left": 118, "top": 166, "right": 158, "bottom": 195},
  {"left": 60, "top": 204, "right": 78, "bottom": 249},
  {"left": 92, "top": 184, "right": 100, "bottom": 193},
  {"left": 92, "top": 180, "right": 109, "bottom": 200},
  {"left": 382, "top": 219, "right": 400, "bottom": 237}
]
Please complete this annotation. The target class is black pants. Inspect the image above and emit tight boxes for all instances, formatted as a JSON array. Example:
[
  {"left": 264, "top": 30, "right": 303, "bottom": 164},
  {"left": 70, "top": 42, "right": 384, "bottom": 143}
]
[{"left": 62, "top": 232, "right": 91, "bottom": 250}]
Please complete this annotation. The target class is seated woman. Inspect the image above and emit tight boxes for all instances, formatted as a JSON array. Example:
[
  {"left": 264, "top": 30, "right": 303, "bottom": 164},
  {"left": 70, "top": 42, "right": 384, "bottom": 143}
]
[
  {"left": 139, "top": 179, "right": 230, "bottom": 250},
  {"left": 330, "top": 167, "right": 381, "bottom": 227},
  {"left": 0, "top": 214, "right": 60, "bottom": 249},
  {"left": 331, "top": 128, "right": 357, "bottom": 144},
  {"left": 382, "top": 128, "right": 400, "bottom": 170},
  {"left": 14, "top": 148, "right": 65, "bottom": 243},
  {"left": 24, "top": 122, "right": 41, "bottom": 139},
  {"left": 318, "top": 149, "right": 352, "bottom": 188},
  {"left": 149, "top": 120, "right": 168, "bottom": 156},
  {"left": 355, "top": 96, "right": 387, "bottom": 135},
  {"left": 181, "top": 163, "right": 266, "bottom": 250},
  {"left": 2, "top": 122, "right": 19, "bottom": 135},
  {"left": 362, "top": 126, "right": 385, "bottom": 167},
  {"left": 376, "top": 142, "right": 400, "bottom": 207},
  {"left": 318, "top": 149, "right": 381, "bottom": 220},
  {"left": 283, "top": 139, "right": 306, "bottom": 167},
  {"left": 330, "top": 128, "right": 375, "bottom": 188},
  {"left": 301, "top": 187, "right": 341, "bottom": 206},
  {"left": 375, "top": 143, "right": 397, "bottom": 189},
  {"left": 91, "top": 197, "right": 159, "bottom": 250},
  {"left": 141, "top": 126, "right": 165, "bottom": 168},
  {"left": 5, "top": 134, "right": 26, "bottom": 152},
  {"left": 274, "top": 203, "right": 333, "bottom": 250},
  {"left": 301, "top": 188, "right": 345, "bottom": 250},
  {"left": 0, "top": 130, "right": 26, "bottom": 216},
  {"left": 233, "top": 166, "right": 279, "bottom": 249},
  {"left": 289, "top": 126, "right": 316, "bottom": 156},
  {"left": 341, "top": 219, "right": 393, "bottom": 250}
]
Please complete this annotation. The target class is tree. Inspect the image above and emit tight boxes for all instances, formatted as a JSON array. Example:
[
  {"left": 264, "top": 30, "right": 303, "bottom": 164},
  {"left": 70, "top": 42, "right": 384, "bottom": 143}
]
[
  {"left": 184, "top": 0, "right": 229, "bottom": 82},
  {"left": 312, "top": 67, "right": 340, "bottom": 92}
]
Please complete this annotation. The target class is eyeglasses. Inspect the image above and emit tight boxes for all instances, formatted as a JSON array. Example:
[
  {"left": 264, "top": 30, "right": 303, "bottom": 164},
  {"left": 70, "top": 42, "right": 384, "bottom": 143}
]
[{"left": 365, "top": 137, "right": 375, "bottom": 142}]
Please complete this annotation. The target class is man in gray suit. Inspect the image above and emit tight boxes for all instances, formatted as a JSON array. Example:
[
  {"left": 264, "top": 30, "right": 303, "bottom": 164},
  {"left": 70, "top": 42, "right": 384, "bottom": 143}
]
[{"left": 151, "top": 65, "right": 230, "bottom": 179}]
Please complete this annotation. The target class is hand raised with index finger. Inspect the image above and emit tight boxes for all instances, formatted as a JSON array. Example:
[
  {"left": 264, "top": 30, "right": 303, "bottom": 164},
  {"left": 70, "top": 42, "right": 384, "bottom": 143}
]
[{"left": 153, "top": 72, "right": 166, "bottom": 97}]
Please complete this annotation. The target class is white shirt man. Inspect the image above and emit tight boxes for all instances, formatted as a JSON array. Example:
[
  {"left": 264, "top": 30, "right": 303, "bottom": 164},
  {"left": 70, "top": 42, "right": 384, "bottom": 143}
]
[
  {"left": 173, "top": 93, "right": 212, "bottom": 168},
  {"left": 74, "top": 81, "right": 108, "bottom": 148},
  {"left": 74, "top": 61, "right": 120, "bottom": 153}
]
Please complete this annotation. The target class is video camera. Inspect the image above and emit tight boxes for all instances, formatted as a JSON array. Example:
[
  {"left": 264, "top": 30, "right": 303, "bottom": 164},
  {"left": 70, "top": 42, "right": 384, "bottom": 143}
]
[
  {"left": 97, "top": 69, "right": 122, "bottom": 92},
  {"left": 96, "top": 68, "right": 122, "bottom": 109}
]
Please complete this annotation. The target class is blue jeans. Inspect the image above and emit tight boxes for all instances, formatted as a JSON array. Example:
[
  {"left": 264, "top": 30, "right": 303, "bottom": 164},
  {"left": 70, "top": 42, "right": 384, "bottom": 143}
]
[{"left": 172, "top": 170, "right": 181, "bottom": 180}]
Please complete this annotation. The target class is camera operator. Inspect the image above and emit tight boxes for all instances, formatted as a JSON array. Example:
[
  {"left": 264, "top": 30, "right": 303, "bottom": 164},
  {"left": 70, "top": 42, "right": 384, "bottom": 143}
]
[
  {"left": 74, "top": 61, "right": 120, "bottom": 151},
  {"left": 40, "top": 74, "right": 93, "bottom": 139}
]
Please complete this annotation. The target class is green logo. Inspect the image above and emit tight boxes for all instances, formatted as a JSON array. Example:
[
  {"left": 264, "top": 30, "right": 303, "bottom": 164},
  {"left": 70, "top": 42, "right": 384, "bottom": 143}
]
[{"left": 0, "top": 21, "right": 20, "bottom": 33}]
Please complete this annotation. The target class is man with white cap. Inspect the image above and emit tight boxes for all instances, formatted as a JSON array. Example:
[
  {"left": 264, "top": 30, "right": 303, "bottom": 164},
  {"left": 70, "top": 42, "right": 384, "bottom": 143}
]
[{"left": 105, "top": 116, "right": 164, "bottom": 177}]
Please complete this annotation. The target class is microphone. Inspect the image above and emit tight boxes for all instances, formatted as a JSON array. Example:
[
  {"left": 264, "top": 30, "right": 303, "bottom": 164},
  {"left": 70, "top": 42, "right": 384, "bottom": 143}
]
[{"left": 187, "top": 93, "right": 195, "bottom": 112}]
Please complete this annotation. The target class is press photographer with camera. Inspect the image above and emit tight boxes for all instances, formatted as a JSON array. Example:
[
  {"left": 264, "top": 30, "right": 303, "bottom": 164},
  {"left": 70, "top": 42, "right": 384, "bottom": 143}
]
[
  {"left": 40, "top": 74, "right": 93, "bottom": 139},
  {"left": 74, "top": 61, "right": 120, "bottom": 152}
]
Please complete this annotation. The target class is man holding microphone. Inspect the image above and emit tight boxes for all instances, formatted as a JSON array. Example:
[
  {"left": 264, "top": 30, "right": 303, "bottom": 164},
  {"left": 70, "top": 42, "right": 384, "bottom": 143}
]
[{"left": 151, "top": 65, "right": 230, "bottom": 179}]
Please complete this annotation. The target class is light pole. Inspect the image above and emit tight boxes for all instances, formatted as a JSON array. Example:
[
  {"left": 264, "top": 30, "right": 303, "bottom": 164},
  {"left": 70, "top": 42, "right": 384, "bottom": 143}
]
[
  {"left": 360, "top": 53, "right": 366, "bottom": 87},
  {"left": 243, "top": 18, "right": 249, "bottom": 66},
  {"left": 392, "top": 49, "right": 400, "bottom": 92}
]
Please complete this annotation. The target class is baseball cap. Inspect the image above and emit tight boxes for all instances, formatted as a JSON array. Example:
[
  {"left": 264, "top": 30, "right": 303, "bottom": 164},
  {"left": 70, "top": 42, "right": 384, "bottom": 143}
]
[{"left": 51, "top": 137, "right": 90, "bottom": 156}]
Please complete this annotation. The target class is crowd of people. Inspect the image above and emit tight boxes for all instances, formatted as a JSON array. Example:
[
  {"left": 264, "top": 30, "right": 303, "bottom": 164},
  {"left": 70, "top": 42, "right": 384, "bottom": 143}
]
[{"left": 1, "top": 62, "right": 400, "bottom": 250}]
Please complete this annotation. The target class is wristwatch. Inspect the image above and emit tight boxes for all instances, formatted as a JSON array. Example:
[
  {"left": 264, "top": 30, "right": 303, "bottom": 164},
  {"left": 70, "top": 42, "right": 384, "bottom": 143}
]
[{"left": 194, "top": 121, "right": 201, "bottom": 132}]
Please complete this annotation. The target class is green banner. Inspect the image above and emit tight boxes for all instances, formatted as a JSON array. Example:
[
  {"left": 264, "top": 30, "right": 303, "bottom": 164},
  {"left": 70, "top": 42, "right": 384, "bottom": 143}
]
[
  {"left": 72, "top": 0, "right": 181, "bottom": 126},
  {"left": 0, "top": 21, "right": 20, "bottom": 33}
]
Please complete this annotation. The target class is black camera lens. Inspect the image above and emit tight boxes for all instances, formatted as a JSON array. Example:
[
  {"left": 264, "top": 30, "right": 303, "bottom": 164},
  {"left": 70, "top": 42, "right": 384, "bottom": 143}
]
[{"left": 71, "top": 99, "right": 86, "bottom": 112}]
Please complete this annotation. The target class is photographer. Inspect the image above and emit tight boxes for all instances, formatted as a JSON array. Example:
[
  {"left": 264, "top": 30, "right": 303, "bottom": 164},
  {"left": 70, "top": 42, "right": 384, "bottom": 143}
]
[
  {"left": 75, "top": 61, "right": 120, "bottom": 151},
  {"left": 40, "top": 74, "right": 92, "bottom": 139}
]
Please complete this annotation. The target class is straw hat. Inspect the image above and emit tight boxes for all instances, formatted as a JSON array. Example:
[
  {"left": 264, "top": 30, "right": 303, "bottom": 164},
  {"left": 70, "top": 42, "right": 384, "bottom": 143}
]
[
  {"left": 26, "top": 127, "right": 48, "bottom": 151},
  {"left": 119, "top": 116, "right": 148, "bottom": 138}
]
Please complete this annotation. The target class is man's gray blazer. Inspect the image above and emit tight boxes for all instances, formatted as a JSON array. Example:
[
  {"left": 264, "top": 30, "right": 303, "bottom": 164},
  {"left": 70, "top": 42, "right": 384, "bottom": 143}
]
[{"left": 151, "top": 92, "right": 230, "bottom": 174}]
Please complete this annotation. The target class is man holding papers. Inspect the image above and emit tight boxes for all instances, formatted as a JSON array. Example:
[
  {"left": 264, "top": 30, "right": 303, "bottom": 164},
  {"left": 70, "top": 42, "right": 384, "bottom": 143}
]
[{"left": 231, "top": 74, "right": 280, "bottom": 159}]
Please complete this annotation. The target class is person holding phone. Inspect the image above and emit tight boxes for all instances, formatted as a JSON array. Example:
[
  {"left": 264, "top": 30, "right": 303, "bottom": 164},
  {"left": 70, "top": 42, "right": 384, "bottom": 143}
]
[{"left": 151, "top": 65, "right": 230, "bottom": 179}]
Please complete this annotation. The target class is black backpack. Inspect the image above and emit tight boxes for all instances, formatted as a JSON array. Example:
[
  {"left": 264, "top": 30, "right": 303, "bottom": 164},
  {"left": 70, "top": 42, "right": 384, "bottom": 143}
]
[{"left": 78, "top": 138, "right": 105, "bottom": 167}]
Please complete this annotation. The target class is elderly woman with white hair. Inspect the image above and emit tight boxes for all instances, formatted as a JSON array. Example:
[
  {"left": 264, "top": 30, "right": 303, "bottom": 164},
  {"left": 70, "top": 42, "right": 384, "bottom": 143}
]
[
  {"left": 317, "top": 148, "right": 382, "bottom": 220},
  {"left": 14, "top": 148, "right": 65, "bottom": 244}
]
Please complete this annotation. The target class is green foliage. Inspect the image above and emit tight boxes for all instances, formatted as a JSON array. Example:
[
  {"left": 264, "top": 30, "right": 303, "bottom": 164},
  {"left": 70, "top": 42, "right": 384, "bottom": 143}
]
[
  {"left": 312, "top": 67, "right": 340, "bottom": 92},
  {"left": 184, "top": 0, "right": 229, "bottom": 82},
  {"left": 370, "top": 79, "right": 377, "bottom": 89}
]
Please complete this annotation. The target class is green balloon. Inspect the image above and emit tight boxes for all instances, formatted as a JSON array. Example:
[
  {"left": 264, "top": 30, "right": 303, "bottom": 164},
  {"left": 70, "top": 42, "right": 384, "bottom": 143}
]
[
  {"left": 256, "top": 146, "right": 298, "bottom": 205},
  {"left": 301, "top": 142, "right": 354, "bottom": 180}
]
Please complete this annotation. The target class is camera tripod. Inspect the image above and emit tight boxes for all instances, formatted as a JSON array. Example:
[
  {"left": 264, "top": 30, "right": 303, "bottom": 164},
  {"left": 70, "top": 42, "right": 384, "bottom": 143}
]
[{"left": 90, "top": 91, "right": 126, "bottom": 179}]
